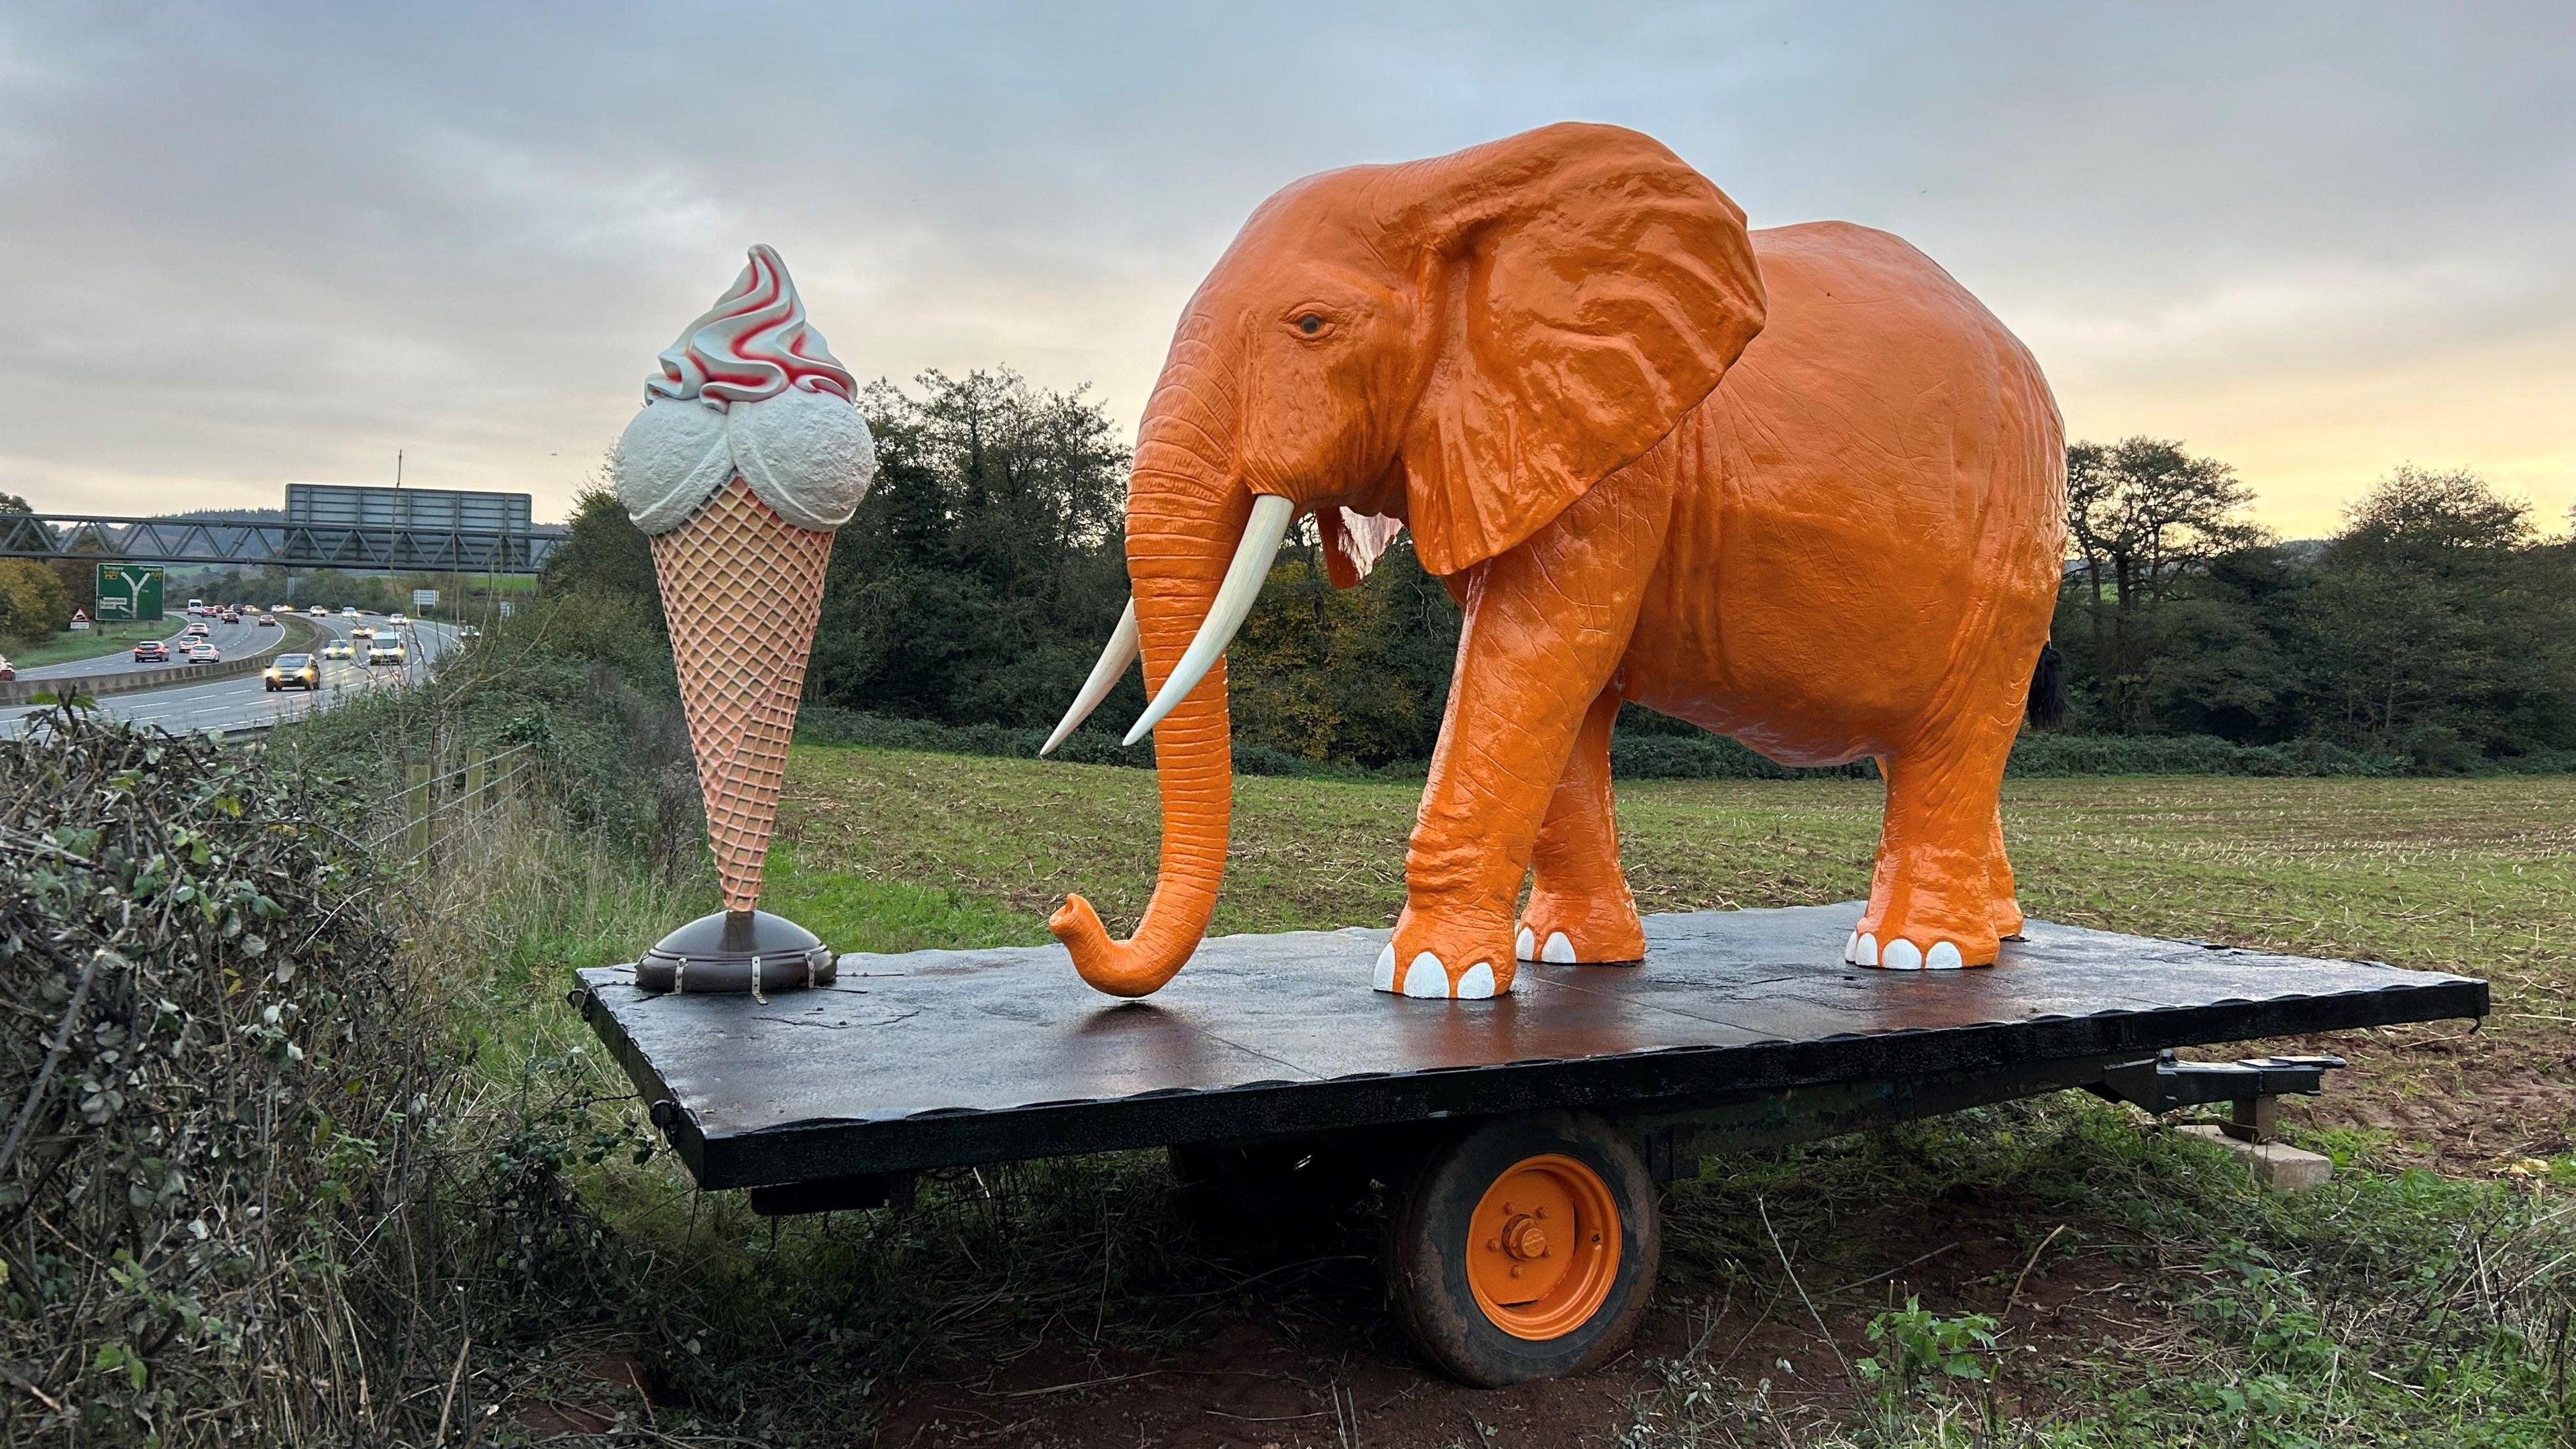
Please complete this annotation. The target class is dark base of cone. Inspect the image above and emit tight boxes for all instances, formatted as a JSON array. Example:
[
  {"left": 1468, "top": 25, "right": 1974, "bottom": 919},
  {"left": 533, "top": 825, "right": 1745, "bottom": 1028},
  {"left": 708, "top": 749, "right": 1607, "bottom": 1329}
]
[{"left": 637, "top": 910, "right": 835, "bottom": 994}]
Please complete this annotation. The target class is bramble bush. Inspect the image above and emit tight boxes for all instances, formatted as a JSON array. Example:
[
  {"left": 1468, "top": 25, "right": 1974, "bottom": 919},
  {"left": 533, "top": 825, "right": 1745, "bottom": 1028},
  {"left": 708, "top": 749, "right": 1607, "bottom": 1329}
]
[{"left": 0, "top": 707, "right": 445, "bottom": 1444}]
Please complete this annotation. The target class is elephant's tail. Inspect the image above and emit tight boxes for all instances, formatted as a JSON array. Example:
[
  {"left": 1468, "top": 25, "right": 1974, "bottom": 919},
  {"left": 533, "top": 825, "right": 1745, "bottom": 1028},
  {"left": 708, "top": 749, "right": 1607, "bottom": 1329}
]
[{"left": 2026, "top": 641, "right": 2068, "bottom": 730}]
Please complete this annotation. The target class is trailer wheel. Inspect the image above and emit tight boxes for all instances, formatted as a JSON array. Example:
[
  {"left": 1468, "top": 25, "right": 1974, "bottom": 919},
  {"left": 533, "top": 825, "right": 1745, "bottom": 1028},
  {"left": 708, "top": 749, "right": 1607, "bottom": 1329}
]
[{"left": 1385, "top": 1111, "right": 1658, "bottom": 1386}]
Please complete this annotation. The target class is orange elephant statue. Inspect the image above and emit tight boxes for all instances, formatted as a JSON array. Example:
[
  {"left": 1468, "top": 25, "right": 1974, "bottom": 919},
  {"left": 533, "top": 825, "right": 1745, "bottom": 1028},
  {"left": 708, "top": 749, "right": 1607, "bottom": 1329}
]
[{"left": 1044, "top": 122, "right": 2067, "bottom": 1001}]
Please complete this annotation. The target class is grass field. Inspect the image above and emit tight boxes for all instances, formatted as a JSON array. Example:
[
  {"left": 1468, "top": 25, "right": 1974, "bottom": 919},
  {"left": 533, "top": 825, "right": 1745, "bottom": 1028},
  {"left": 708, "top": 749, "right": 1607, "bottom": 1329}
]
[
  {"left": 775, "top": 749, "right": 2576, "bottom": 1165},
  {"left": 468, "top": 746, "right": 2573, "bottom": 1446}
]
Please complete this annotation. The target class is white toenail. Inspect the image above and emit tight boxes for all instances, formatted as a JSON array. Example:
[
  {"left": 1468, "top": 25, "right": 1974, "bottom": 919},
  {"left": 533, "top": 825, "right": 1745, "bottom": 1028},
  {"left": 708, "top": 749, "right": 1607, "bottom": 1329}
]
[
  {"left": 1401, "top": 952, "right": 1448, "bottom": 998},
  {"left": 1845, "top": 931, "right": 1860, "bottom": 959},
  {"left": 1926, "top": 941, "right": 1964, "bottom": 971},
  {"left": 1373, "top": 943, "right": 1397, "bottom": 992},
  {"left": 1454, "top": 962, "right": 1497, "bottom": 998},
  {"left": 1515, "top": 926, "right": 1536, "bottom": 961},
  {"left": 1542, "top": 932, "right": 1576, "bottom": 964},
  {"left": 1882, "top": 938, "right": 1925, "bottom": 970},
  {"left": 1851, "top": 932, "right": 1880, "bottom": 967}
]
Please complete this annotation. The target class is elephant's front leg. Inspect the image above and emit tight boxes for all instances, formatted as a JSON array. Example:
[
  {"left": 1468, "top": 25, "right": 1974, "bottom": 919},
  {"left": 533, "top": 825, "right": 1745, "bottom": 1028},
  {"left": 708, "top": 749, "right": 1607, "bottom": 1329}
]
[
  {"left": 1376, "top": 460, "right": 1672, "bottom": 999},
  {"left": 1517, "top": 686, "right": 1648, "bottom": 965}
]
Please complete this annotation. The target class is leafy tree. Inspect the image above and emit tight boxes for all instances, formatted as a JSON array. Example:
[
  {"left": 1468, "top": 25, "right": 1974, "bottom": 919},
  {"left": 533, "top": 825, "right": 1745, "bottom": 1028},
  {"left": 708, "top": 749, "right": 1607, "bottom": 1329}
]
[
  {"left": 540, "top": 480, "right": 664, "bottom": 632},
  {"left": 2295, "top": 467, "right": 2575, "bottom": 764},
  {"left": 810, "top": 369, "right": 1133, "bottom": 727},
  {"left": 2059, "top": 437, "right": 2265, "bottom": 731},
  {"left": 0, "top": 556, "right": 72, "bottom": 642},
  {"left": 1232, "top": 535, "right": 1462, "bottom": 766},
  {"left": 2131, "top": 542, "right": 2305, "bottom": 741}
]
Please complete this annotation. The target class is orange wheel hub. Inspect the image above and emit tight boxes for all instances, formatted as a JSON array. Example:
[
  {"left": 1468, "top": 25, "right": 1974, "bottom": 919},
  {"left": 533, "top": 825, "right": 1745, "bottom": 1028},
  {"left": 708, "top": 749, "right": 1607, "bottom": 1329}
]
[{"left": 1464, "top": 1152, "right": 1620, "bottom": 1340}]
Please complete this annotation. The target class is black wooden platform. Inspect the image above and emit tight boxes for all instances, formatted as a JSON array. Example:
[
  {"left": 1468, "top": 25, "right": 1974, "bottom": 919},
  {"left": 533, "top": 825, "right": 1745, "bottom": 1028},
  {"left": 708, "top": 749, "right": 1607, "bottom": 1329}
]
[{"left": 574, "top": 902, "right": 2485, "bottom": 1191}]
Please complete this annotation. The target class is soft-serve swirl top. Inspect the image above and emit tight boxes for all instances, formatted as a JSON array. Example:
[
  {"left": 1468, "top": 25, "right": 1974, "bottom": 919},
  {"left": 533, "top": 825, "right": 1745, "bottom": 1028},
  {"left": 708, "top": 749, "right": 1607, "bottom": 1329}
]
[
  {"left": 648, "top": 244, "right": 857, "bottom": 407},
  {"left": 614, "top": 245, "right": 876, "bottom": 535}
]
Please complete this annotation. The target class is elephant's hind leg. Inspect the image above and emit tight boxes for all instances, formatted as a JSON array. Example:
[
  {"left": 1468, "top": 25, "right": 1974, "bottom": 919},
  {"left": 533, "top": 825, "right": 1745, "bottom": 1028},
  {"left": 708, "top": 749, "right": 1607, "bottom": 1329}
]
[
  {"left": 1519, "top": 688, "right": 1648, "bottom": 965},
  {"left": 1984, "top": 805, "right": 2027, "bottom": 941},
  {"left": 1847, "top": 717, "right": 2017, "bottom": 971}
]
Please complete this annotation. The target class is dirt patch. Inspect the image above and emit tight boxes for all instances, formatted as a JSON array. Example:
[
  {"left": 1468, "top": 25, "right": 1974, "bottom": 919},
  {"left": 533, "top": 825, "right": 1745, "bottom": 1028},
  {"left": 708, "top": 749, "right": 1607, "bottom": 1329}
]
[
  {"left": 2268, "top": 1022, "right": 2576, "bottom": 1173},
  {"left": 869, "top": 1185, "right": 2184, "bottom": 1448}
]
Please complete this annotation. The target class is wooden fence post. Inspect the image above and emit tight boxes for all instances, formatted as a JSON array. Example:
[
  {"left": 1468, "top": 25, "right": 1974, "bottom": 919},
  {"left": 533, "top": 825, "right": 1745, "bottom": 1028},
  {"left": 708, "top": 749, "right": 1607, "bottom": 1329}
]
[{"left": 405, "top": 761, "right": 431, "bottom": 861}]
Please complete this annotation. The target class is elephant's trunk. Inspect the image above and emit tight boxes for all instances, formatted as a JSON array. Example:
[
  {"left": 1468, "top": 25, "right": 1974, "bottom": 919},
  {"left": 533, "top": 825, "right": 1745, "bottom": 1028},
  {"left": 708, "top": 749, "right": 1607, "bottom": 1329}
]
[{"left": 1047, "top": 427, "right": 1258, "bottom": 998}]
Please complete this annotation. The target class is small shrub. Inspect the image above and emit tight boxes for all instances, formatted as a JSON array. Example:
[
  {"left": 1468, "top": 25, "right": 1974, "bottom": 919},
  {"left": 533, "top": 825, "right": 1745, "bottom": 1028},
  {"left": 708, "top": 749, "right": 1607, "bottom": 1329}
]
[{"left": 1857, "top": 1296, "right": 2000, "bottom": 1391}]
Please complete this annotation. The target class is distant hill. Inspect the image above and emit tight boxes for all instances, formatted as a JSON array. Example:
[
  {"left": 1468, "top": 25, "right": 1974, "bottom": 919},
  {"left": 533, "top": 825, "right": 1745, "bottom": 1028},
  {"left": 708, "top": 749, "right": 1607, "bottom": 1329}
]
[{"left": 154, "top": 506, "right": 286, "bottom": 523}]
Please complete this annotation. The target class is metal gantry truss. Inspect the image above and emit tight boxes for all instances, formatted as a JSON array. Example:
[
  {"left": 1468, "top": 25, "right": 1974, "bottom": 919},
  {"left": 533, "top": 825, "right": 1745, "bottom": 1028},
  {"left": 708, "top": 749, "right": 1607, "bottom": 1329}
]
[{"left": 0, "top": 513, "right": 559, "bottom": 574}]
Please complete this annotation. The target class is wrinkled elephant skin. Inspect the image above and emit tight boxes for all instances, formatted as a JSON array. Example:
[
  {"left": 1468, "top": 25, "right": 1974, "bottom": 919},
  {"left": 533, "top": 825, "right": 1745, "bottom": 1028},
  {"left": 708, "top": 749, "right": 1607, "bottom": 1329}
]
[{"left": 1048, "top": 122, "right": 2065, "bottom": 1002}]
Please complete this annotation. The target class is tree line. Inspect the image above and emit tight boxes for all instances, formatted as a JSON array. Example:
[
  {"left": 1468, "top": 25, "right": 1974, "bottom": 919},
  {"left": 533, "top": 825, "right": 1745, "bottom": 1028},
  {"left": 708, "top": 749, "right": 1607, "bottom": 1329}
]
[
  {"left": 537, "top": 372, "right": 2576, "bottom": 772},
  {"left": 2057, "top": 440, "right": 2575, "bottom": 768}
]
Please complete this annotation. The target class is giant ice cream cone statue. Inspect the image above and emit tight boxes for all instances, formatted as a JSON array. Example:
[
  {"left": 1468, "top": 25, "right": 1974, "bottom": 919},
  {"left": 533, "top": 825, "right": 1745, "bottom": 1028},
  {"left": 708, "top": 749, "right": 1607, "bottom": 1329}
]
[{"left": 613, "top": 245, "right": 876, "bottom": 992}]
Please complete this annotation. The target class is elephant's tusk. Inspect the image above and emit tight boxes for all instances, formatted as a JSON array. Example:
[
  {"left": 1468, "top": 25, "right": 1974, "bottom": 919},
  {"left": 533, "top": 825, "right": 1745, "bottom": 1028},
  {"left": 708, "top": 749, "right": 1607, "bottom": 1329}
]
[
  {"left": 1039, "top": 599, "right": 1138, "bottom": 756},
  {"left": 1122, "top": 494, "right": 1295, "bottom": 747}
]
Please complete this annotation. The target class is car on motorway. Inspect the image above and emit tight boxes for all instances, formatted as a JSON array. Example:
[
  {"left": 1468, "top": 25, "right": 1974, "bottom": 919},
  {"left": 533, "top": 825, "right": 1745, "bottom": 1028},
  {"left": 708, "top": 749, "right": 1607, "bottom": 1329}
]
[
  {"left": 308, "top": 606, "right": 327, "bottom": 617},
  {"left": 262, "top": 653, "right": 321, "bottom": 691},
  {"left": 133, "top": 639, "right": 172, "bottom": 663},
  {"left": 273, "top": 602, "right": 294, "bottom": 613},
  {"left": 257, "top": 612, "right": 278, "bottom": 627},
  {"left": 184, "top": 621, "right": 209, "bottom": 639},
  {"left": 349, "top": 624, "right": 374, "bottom": 640},
  {"left": 366, "top": 638, "right": 407, "bottom": 667},
  {"left": 186, "top": 642, "right": 220, "bottom": 663},
  {"left": 320, "top": 640, "right": 354, "bottom": 661},
  {"left": 341, "top": 606, "right": 360, "bottom": 619},
  {"left": 456, "top": 625, "right": 480, "bottom": 639},
  {"left": 218, "top": 609, "right": 239, "bottom": 624},
  {"left": 387, "top": 612, "right": 409, "bottom": 627},
  {"left": 0, "top": 655, "right": 13, "bottom": 683}
]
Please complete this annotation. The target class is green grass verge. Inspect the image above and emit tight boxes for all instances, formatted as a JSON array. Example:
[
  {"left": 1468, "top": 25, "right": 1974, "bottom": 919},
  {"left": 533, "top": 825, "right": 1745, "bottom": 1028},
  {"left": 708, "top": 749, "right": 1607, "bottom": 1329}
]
[{"left": 7, "top": 618, "right": 166, "bottom": 668}]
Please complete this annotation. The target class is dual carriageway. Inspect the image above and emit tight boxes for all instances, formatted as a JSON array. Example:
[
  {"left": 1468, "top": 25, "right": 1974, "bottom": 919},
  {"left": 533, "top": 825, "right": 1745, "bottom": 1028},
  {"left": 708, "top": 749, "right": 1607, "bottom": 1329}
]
[{"left": 1, "top": 608, "right": 463, "bottom": 739}]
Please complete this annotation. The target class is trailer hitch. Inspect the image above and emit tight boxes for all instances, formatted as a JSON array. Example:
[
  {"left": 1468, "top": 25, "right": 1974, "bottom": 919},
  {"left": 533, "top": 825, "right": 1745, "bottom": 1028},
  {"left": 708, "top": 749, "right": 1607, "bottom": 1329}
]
[{"left": 2093, "top": 1051, "right": 2347, "bottom": 1142}]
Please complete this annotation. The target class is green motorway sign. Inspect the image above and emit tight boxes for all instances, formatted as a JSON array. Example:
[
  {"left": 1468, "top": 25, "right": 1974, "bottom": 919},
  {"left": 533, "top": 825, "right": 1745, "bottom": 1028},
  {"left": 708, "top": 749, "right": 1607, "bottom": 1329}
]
[{"left": 95, "top": 563, "right": 164, "bottom": 623}]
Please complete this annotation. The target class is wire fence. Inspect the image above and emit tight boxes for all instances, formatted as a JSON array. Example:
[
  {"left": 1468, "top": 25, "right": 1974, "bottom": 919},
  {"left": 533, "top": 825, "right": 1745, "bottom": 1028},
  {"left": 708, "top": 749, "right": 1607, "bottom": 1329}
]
[{"left": 362, "top": 740, "right": 542, "bottom": 868}]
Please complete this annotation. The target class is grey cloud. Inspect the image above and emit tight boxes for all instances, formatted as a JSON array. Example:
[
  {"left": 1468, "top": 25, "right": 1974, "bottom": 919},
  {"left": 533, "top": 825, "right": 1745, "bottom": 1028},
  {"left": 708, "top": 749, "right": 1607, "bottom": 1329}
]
[{"left": 1, "top": 1, "right": 2568, "bottom": 525}]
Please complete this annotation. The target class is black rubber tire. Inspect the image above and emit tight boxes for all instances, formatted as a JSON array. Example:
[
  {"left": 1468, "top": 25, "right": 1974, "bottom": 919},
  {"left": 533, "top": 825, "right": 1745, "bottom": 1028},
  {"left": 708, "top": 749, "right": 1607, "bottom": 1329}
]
[{"left": 1383, "top": 1111, "right": 1658, "bottom": 1387}]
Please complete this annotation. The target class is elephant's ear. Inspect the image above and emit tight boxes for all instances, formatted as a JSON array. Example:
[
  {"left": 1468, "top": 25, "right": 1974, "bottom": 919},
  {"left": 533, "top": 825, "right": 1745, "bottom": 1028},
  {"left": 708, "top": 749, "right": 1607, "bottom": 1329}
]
[{"left": 1394, "top": 123, "right": 1766, "bottom": 577}]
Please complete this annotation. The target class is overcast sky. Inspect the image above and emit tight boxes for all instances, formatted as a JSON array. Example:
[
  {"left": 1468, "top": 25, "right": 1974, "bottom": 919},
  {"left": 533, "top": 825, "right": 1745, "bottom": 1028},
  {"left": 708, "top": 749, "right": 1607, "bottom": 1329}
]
[{"left": 3, "top": 1, "right": 2569, "bottom": 536}]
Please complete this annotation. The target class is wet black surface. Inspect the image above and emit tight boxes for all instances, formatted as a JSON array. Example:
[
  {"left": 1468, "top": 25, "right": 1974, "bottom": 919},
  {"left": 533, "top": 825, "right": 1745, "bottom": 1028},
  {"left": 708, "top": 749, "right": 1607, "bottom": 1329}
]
[{"left": 575, "top": 902, "right": 2486, "bottom": 1189}]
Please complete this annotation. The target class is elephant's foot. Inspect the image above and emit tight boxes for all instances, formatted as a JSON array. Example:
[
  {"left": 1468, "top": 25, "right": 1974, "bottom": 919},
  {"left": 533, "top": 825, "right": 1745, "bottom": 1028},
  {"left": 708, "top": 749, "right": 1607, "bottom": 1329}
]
[
  {"left": 1515, "top": 888, "right": 1646, "bottom": 965},
  {"left": 1373, "top": 904, "right": 1516, "bottom": 1000},
  {"left": 1845, "top": 898, "right": 2002, "bottom": 971},
  {"left": 1992, "top": 896, "right": 2027, "bottom": 942}
]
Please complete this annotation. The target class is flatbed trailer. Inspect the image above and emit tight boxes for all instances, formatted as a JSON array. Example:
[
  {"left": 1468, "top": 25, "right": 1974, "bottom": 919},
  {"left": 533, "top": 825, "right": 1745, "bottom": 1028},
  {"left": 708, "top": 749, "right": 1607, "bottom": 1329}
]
[{"left": 574, "top": 901, "right": 2484, "bottom": 1385}]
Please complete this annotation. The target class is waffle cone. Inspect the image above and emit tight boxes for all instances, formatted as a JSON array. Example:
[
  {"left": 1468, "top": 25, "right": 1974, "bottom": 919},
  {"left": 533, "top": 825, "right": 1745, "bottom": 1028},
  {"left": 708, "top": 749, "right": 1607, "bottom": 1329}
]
[{"left": 650, "top": 476, "right": 833, "bottom": 912}]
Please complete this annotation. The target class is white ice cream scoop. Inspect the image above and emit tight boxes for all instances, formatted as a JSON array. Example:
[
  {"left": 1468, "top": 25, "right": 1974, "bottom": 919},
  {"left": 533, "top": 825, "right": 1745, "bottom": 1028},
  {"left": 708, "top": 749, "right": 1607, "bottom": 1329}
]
[{"left": 612, "top": 244, "right": 877, "bottom": 535}]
